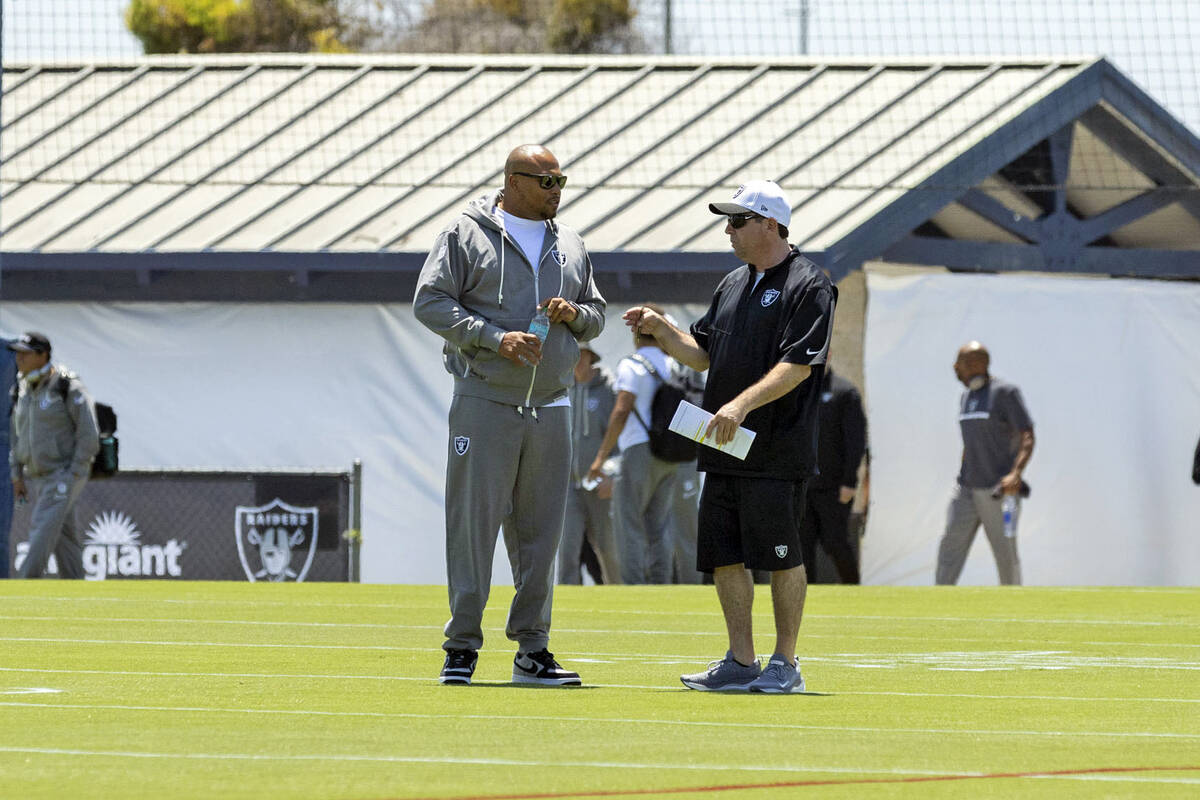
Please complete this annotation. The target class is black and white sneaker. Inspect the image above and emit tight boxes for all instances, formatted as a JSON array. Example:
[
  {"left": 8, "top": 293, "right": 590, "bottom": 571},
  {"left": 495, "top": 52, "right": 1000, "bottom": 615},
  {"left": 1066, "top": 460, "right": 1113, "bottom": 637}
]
[
  {"left": 512, "top": 649, "right": 582, "bottom": 686},
  {"left": 439, "top": 648, "right": 477, "bottom": 685}
]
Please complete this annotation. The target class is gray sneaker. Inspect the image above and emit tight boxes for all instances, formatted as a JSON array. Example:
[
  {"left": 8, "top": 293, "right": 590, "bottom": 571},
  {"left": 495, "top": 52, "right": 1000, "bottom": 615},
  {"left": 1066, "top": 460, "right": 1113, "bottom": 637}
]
[
  {"left": 680, "top": 651, "right": 761, "bottom": 691},
  {"left": 748, "top": 654, "right": 805, "bottom": 694}
]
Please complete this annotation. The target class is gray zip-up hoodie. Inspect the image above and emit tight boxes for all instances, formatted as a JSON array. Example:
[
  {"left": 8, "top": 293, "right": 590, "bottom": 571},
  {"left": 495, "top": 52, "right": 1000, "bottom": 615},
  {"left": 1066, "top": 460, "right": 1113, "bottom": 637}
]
[
  {"left": 10, "top": 365, "right": 100, "bottom": 481},
  {"left": 413, "top": 191, "right": 606, "bottom": 407}
]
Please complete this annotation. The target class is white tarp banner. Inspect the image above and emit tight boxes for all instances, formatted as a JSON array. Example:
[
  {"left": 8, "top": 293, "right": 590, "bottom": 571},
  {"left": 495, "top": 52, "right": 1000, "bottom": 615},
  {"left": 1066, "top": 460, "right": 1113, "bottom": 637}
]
[
  {"left": 862, "top": 271, "right": 1200, "bottom": 586},
  {"left": 0, "top": 300, "right": 702, "bottom": 584}
]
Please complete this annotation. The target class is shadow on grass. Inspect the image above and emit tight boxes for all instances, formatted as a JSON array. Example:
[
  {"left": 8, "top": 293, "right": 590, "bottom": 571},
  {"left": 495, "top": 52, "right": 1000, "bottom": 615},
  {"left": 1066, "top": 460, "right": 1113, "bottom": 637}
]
[{"left": 444, "top": 681, "right": 599, "bottom": 690}]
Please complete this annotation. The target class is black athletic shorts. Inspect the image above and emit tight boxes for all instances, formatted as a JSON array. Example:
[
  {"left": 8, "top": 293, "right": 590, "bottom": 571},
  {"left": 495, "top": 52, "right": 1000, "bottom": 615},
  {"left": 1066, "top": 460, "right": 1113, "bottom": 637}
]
[{"left": 697, "top": 474, "right": 807, "bottom": 572}]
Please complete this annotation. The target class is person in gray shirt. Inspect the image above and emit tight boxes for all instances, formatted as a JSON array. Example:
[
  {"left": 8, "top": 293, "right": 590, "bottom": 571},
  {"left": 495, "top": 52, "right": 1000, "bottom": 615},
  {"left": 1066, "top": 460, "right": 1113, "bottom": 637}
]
[
  {"left": 936, "top": 341, "right": 1034, "bottom": 585},
  {"left": 559, "top": 343, "right": 621, "bottom": 584},
  {"left": 8, "top": 332, "right": 100, "bottom": 579}
]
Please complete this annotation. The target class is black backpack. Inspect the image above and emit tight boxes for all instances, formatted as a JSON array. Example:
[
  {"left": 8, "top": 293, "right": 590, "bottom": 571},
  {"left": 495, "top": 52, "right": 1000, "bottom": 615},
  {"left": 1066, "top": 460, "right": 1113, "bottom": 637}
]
[
  {"left": 53, "top": 375, "right": 119, "bottom": 478},
  {"left": 629, "top": 354, "right": 705, "bottom": 463}
]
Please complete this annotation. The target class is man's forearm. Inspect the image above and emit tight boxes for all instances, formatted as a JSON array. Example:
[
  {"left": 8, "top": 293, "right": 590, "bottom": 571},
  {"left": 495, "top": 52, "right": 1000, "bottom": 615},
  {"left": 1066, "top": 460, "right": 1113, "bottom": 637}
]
[
  {"left": 1012, "top": 429, "right": 1035, "bottom": 476},
  {"left": 653, "top": 326, "right": 709, "bottom": 372},
  {"left": 591, "top": 403, "right": 632, "bottom": 469},
  {"left": 732, "top": 362, "right": 812, "bottom": 415}
]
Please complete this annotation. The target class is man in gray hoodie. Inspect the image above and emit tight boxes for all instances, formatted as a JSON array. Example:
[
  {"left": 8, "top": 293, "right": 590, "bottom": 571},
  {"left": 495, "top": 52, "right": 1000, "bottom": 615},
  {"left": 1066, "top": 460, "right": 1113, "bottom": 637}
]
[
  {"left": 560, "top": 343, "right": 620, "bottom": 585},
  {"left": 414, "top": 145, "right": 606, "bottom": 686},
  {"left": 9, "top": 332, "right": 100, "bottom": 579}
]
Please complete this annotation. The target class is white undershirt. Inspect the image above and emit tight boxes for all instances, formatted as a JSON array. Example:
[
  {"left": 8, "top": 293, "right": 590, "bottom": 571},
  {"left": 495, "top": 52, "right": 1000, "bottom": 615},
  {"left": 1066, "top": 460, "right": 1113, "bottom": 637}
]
[
  {"left": 498, "top": 208, "right": 546, "bottom": 276},
  {"left": 497, "top": 206, "right": 565, "bottom": 409}
]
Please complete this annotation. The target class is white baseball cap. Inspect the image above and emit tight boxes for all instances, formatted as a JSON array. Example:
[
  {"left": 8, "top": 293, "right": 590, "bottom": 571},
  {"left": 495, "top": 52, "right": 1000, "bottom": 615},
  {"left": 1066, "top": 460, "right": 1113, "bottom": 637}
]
[{"left": 708, "top": 179, "right": 792, "bottom": 228}]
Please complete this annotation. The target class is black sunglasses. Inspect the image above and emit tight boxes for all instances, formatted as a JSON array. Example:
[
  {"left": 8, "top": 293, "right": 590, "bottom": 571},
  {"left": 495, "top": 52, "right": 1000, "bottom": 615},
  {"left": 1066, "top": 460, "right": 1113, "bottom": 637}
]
[
  {"left": 514, "top": 172, "right": 568, "bottom": 190},
  {"left": 726, "top": 212, "right": 763, "bottom": 229}
]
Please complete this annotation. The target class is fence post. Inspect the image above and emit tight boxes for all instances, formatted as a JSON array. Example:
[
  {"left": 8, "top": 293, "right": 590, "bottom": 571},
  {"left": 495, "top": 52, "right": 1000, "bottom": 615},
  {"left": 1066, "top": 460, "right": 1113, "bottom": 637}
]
[{"left": 348, "top": 459, "right": 363, "bottom": 582}]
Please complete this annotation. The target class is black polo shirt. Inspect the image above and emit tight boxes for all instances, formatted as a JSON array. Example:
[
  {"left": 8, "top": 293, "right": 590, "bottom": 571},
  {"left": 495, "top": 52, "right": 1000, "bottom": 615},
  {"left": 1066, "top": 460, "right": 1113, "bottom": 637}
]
[{"left": 690, "top": 248, "right": 837, "bottom": 480}]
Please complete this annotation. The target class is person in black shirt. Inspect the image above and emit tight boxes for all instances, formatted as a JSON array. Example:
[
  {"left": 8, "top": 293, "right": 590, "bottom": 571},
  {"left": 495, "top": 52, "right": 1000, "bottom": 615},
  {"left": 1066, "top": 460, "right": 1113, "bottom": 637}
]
[
  {"left": 626, "top": 180, "right": 836, "bottom": 694},
  {"left": 801, "top": 365, "right": 867, "bottom": 584}
]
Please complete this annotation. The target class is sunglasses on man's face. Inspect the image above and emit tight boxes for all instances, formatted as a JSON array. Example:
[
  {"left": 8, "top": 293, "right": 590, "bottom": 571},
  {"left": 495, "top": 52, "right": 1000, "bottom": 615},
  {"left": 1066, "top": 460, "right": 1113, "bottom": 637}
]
[
  {"left": 726, "top": 212, "right": 763, "bottom": 229},
  {"left": 514, "top": 172, "right": 568, "bottom": 190}
]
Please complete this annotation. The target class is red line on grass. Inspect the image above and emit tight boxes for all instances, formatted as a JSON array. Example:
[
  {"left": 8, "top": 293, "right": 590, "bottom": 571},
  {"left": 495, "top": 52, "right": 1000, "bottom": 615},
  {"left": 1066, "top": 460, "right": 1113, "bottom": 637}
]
[{"left": 392, "top": 764, "right": 1200, "bottom": 800}]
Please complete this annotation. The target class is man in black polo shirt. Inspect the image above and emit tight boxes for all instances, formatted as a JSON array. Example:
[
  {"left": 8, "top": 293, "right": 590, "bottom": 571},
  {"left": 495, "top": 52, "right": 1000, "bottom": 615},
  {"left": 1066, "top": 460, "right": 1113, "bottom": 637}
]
[
  {"left": 626, "top": 179, "right": 836, "bottom": 693},
  {"left": 935, "top": 341, "right": 1034, "bottom": 585},
  {"left": 802, "top": 363, "right": 867, "bottom": 583}
]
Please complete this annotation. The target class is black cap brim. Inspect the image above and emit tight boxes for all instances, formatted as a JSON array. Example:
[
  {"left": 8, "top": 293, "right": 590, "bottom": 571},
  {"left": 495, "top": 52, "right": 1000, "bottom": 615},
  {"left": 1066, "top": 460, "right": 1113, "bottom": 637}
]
[{"left": 709, "top": 202, "right": 749, "bottom": 216}]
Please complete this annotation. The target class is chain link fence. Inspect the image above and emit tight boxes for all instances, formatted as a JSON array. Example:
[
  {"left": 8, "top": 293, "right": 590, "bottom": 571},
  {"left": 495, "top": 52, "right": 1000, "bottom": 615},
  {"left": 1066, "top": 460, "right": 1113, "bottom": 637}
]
[{"left": 2, "top": 1, "right": 1197, "bottom": 132}]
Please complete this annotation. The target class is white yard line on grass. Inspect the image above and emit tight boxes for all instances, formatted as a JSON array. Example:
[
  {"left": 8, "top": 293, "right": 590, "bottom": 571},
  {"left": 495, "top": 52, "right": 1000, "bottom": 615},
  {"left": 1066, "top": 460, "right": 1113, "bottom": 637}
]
[
  {"left": 3, "top": 700, "right": 1198, "bottom": 740},
  {"left": 1, "top": 745, "right": 1198, "bottom": 790},
  {"left": 1, "top": 666, "right": 1197, "bottom": 704},
  {"left": 0, "top": 746, "right": 981, "bottom": 776},
  {"left": 3, "top": 746, "right": 1197, "bottom": 789},
  {"left": 3, "top": 596, "right": 1197, "bottom": 628},
  {"left": 2, "top": 618, "right": 1198, "bottom": 652},
  {"left": 2, "top": 635, "right": 1198, "bottom": 674}
]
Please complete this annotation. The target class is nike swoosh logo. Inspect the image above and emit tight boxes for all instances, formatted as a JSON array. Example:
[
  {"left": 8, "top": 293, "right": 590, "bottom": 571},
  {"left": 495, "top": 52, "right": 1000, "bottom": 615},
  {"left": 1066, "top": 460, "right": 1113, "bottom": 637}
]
[{"left": 806, "top": 347, "right": 823, "bottom": 356}]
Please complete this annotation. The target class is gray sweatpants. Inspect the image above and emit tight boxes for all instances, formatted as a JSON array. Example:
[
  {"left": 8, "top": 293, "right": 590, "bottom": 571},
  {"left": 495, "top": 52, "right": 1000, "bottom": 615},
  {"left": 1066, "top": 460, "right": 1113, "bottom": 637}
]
[
  {"left": 936, "top": 483, "right": 1022, "bottom": 585},
  {"left": 671, "top": 461, "right": 703, "bottom": 584},
  {"left": 611, "top": 442, "right": 677, "bottom": 584},
  {"left": 18, "top": 473, "right": 87, "bottom": 579},
  {"left": 558, "top": 486, "right": 620, "bottom": 585},
  {"left": 443, "top": 395, "right": 571, "bottom": 653}
]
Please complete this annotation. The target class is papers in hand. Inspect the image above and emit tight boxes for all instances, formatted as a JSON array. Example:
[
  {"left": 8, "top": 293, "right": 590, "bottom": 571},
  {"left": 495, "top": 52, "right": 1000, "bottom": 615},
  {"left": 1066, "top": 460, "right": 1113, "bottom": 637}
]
[{"left": 668, "top": 400, "right": 756, "bottom": 461}]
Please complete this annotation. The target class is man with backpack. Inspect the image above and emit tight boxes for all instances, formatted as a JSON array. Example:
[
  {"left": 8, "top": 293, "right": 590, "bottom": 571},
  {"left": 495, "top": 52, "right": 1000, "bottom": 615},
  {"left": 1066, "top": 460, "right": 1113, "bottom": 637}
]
[
  {"left": 8, "top": 332, "right": 100, "bottom": 579},
  {"left": 586, "top": 302, "right": 688, "bottom": 584}
]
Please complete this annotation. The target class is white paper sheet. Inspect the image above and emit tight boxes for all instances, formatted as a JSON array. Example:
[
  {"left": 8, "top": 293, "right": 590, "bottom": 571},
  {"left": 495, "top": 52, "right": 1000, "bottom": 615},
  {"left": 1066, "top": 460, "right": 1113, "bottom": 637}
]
[{"left": 668, "top": 400, "right": 756, "bottom": 460}]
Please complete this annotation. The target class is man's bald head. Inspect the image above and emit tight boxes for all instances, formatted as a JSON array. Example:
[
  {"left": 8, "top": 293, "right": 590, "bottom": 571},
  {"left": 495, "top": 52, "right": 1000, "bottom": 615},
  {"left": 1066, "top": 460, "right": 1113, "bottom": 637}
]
[
  {"left": 954, "top": 341, "right": 990, "bottom": 387},
  {"left": 499, "top": 144, "right": 563, "bottom": 220},
  {"left": 504, "top": 145, "right": 556, "bottom": 178}
]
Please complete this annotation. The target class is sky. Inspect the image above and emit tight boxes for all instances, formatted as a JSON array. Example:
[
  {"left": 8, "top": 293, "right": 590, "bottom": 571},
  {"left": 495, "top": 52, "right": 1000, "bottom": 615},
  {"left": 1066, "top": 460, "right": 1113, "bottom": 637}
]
[{"left": 1, "top": 0, "right": 1197, "bottom": 133}]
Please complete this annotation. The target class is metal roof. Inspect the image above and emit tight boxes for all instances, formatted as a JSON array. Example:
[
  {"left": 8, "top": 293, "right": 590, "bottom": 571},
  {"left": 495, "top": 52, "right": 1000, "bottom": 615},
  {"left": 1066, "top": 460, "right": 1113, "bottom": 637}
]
[{"left": 2, "top": 54, "right": 1198, "bottom": 299}]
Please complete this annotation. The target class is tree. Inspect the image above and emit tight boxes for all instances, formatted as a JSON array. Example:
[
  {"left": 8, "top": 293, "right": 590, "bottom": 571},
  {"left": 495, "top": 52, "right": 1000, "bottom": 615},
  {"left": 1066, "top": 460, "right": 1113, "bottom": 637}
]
[
  {"left": 125, "top": 0, "right": 359, "bottom": 54},
  {"left": 546, "top": 0, "right": 638, "bottom": 54},
  {"left": 398, "top": 0, "right": 642, "bottom": 54}
]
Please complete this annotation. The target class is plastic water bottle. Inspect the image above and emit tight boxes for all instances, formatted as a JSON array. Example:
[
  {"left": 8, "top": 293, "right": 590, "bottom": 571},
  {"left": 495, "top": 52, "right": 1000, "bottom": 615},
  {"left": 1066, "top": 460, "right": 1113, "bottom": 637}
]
[
  {"left": 581, "top": 457, "right": 618, "bottom": 492},
  {"left": 527, "top": 306, "right": 550, "bottom": 343},
  {"left": 1001, "top": 495, "right": 1017, "bottom": 538}
]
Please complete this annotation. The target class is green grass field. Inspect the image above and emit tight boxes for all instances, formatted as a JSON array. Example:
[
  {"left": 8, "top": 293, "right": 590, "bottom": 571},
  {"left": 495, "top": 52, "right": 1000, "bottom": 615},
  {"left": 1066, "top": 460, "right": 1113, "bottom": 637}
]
[{"left": 0, "top": 581, "right": 1197, "bottom": 799}]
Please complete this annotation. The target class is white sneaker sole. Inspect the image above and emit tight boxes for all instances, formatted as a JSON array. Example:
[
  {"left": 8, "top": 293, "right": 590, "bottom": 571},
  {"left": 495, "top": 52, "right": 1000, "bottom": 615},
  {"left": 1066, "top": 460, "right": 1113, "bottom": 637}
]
[
  {"left": 680, "top": 677, "right": 758, "bottom": 691},
  {"left": 511, "top": 672, "right": 581, "bottom": 686},
  {"left": 749, "top": 678, "right": 806, "bottom": 694}
]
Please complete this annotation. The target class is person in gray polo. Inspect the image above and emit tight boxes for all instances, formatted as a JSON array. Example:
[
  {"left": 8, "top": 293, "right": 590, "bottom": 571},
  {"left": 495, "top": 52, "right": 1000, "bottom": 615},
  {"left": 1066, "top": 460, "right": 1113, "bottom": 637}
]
[
  {"left": 936, "top": 341, "right": 1035, "bottom": 585},
  {"left": 8, "top": 332, "right": 100, "bottom": 579}
]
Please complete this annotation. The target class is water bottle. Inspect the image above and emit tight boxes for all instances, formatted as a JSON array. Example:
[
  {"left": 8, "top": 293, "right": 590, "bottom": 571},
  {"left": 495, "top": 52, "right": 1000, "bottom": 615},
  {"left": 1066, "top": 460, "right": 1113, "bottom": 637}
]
[
  {"left": 527, "top": 305, "right": 550, "bottom": 343},
  {"left": 581, "top": 457, "right": 618, "bottom": 492},
  {"left": 1001, "top": 494, "right": 1017, "bottom": 539}
]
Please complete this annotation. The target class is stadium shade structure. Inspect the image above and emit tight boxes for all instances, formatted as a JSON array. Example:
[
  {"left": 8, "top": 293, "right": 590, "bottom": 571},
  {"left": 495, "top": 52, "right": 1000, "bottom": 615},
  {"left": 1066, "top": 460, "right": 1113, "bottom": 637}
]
[{"left": 1, "top": 53, "right": 1197, "bottom": 302}]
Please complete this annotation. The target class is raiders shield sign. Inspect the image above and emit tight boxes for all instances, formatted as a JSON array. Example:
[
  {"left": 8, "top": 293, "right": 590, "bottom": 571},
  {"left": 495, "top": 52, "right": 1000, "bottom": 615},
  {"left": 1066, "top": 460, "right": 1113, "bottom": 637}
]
[
  {"left": 454, "top": 436, "right": 470, "bottom": 455},
  {"left": 761, "top": 289, "right": 780, "bottom": 307},
  {"left": 234, "top": 498, "right": 319, "bottom": 582},
  {"left": 775, "top": 544, "right": 788, "bottom": 558}
]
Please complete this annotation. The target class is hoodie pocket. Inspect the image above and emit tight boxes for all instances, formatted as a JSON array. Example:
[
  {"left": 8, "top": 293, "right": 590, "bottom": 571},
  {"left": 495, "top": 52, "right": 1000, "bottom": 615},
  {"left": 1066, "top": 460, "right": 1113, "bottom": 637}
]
[{"left": 448, "top": 316, "right": 534, "bottom": 391}]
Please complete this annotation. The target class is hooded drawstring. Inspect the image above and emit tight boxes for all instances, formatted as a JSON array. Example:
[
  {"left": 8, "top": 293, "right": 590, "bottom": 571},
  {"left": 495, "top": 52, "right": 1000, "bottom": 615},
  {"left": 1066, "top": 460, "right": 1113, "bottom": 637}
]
[{"left": 496, "top": 213, "right": 506, "bottom": 307}]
